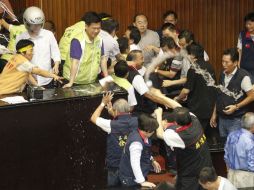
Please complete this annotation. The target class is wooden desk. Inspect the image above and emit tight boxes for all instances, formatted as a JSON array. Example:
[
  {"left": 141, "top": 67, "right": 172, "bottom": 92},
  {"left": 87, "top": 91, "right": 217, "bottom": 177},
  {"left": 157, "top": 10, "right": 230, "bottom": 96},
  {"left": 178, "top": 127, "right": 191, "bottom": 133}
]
[{"left": 0, "top": 84, "right": 126, "bottom": 190}]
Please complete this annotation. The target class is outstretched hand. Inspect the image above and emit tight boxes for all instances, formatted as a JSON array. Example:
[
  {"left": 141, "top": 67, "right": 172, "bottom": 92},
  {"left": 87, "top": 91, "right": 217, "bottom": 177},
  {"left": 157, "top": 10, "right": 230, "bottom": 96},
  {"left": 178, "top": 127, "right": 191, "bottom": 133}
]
[{"left": 102, "top": 91, "right": 114, "bottom": 105}]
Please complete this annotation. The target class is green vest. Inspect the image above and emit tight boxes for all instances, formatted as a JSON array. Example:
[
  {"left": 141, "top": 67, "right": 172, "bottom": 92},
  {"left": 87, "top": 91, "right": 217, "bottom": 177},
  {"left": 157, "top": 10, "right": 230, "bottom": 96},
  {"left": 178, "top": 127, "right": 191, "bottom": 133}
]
[
  {"left": 1, "top": 24, "right": 26, "bottom": 61},
  {"left": 111, "top": 74, "right": 132, "bottom": 90},
  {"left": 59, "top": 21, "right": 85, "bottom": 60},
  {"left": 63, "top": 31, "right": 102, "bottom": 84}
]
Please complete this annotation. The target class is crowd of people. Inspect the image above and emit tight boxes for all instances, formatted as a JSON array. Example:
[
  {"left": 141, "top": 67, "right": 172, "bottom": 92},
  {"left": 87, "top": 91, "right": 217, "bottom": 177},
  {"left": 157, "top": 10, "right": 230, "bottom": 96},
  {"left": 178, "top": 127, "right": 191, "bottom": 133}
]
[{"left": 0, "top": 2, "right": 254, "bottom": 189}]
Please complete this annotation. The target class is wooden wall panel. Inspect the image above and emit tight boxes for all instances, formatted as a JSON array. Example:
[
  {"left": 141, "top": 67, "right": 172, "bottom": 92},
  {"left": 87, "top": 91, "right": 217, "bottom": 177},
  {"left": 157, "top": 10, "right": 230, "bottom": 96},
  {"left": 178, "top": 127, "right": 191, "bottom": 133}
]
[{"left": 11, "top": 0, "right": 254, "bottom": 77}]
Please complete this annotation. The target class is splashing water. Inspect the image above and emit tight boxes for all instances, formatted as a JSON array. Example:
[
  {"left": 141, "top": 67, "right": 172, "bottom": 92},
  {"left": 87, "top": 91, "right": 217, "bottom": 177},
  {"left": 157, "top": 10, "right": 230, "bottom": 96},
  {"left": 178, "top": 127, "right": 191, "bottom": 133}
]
[
  {"left": 144, "top": 50, "right": 244, "bottom": 100},
  {"left": 144, "top": 52, "right": 175, "bottom": 82},
  {"left": 190, "top": 62, "right": 244, "bottom": 100}
]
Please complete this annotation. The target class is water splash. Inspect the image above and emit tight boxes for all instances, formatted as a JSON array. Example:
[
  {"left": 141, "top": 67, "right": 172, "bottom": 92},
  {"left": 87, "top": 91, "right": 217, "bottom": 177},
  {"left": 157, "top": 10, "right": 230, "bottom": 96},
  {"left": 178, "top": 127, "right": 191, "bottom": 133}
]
[
  {"left": 190, "top": 62, "right": 244, "bottom": 100},
  {"left": 144, "top": 50, "right": 244, "bottom": 100},
  {"left": 144, "top": 52, "right": 175, "bottom": 82}
]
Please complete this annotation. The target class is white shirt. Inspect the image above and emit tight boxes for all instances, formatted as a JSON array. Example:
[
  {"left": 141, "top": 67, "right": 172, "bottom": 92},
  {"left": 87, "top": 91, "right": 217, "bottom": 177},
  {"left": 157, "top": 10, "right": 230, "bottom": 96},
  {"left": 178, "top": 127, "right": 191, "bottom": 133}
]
[
  {"left": 16, "top": 29, "right": 61, "bottom": 86},
  {"left": 130, "top": 44, "right": 141, "bottom": 51},
  {"left": 224, "top": 68, "right": 253, "bottom": 92},
  {"left": 132, "top": 75, "right": 149, "bottom": 96},
  {"left": 163, "top": 113, "right": 198, "bottom": 150},
  {"left": 99, "top": 30, "right": 120, "bottom": 61},
  {"left": 95, "top": 117, "right": 111, "bottom": 134},
  {"left": 218, "top": 176, "right": 237, "bottom": 190},
  {"left": 129, "top": 141, "right": 146, "bottom": 183},
  {"left": 138, "top": 66, "right": 146, "bottom": 77}
]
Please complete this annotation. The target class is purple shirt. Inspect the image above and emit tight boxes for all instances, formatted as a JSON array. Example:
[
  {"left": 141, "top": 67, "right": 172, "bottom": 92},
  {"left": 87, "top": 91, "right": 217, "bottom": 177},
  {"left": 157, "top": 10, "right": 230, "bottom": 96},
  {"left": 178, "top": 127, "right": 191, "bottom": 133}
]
[{"left": 70, "top": 38, "right": 104, "bottom": 60}]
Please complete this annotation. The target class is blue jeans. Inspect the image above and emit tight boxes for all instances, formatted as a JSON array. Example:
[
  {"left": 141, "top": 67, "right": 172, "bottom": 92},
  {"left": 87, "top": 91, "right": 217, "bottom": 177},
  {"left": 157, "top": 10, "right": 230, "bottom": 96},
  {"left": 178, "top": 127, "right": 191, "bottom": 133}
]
[{"left": 218, "top": 116, "right": 242, "bottom": 137}]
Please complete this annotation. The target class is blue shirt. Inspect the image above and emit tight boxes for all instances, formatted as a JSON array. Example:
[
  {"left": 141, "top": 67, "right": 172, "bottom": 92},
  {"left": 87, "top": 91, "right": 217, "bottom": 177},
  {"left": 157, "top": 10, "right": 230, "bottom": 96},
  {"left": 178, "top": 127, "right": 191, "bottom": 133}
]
[{"left": 224, "top": 128, "right": 254, "bottom": 172}]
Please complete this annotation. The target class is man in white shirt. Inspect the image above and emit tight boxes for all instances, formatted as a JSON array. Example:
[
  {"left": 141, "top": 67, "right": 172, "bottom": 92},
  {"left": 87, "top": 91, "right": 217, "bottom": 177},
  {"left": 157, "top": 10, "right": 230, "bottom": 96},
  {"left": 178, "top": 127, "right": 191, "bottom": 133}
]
[
  {"left": 113, "top": 52, "right": 181, "bottom": 114},
  {"left": 119, "top": 113, "right": 161, "bottom": 188},
  {"left": 99, "top": 18, "right": 123, "bottom": 63},
  {"left": 124, "top": 25, "right": 141, "bottom": 51},
  {"left": 155, "top": 107, "right": 213, "bottom": 190},
  {"left": 16, "top": 6, "right": 61, "bottom": 88},
  {"left": 90, "top": 92, "right": 138, "bottom": 187},
  {"left": 198, "top": 167, "right": 237, "bottom": 190}
]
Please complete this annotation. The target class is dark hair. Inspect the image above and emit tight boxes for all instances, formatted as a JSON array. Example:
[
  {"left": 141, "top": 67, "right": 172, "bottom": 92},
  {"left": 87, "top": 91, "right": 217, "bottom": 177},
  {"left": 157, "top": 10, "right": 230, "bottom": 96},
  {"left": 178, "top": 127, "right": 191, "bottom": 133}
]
[
  {"left": 186, "top": 42, "right": 204, "bottom": 59},
  {"left": 223, "top": 48, "right": 239, "bottom": 62},
  {"left": 126, "top": 50, "right": 142, "bottom": 61},
  {"left": 83, "top": 11, "right": 101, "bottom": 25},
  {"left": 114, "top": 60, "right": 129, "bottom": 78},
  {"left": 163, "top": 10, "right": 178, "bottom": 20},
  {"left": 138, "top": 113, "right": 159, "bottom": 132},
  {"left": 16, "top": 39, "right": 34, "bottom": 53},
  {"left": 161, "top": 23, "right": 176, "bottom": 32},
  {"left": 199, "top": 167, "right": 218, "bottom": 184},
  {"left": 244, "top": 12, "right": 254, "bottom": 22},
  {"left": 44, "top": 20, "right": 56, "bottom": 32},
  {"left": 173, "top": 107, "right": 192, "bottom": 126},
  {"left": 178, "top": 30, "right": 195, "bottom": 44},
  {"left": 160, "top": 37, "right": 178, "bottom": 49},
  {"left": 101, "top": 19, "right": 119, "bottom": 34},
  {"left": 162, "top": 111, "right": 175, "bottom": 122},
  {"left": 128, "top": 25, "right": 141, "bottom": 44},
  {"left": 117, "top": 37, "right": 129, "bottom": 54},
  {"left": 133, "top": 13, "right": 147, "bottom": 23}
]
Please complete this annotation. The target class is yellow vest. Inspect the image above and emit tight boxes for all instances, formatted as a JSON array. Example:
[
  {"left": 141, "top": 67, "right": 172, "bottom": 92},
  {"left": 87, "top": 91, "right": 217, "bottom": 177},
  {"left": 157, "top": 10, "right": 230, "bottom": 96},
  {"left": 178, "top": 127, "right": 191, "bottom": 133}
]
[
  {"left": 0, "top": 54, "right": 30, "bottom": 95},
  {"left": 111, "top": 74, "right": 132, "bottom": 90},
  {"left": 1, "top": 24, "right": 26, "bottom": 61},
  {"left": 59, "top": 21, "right": 86, "bottom": 60},
  {"left": 63, "top": 31, "right": 102, "bottom": 84}
]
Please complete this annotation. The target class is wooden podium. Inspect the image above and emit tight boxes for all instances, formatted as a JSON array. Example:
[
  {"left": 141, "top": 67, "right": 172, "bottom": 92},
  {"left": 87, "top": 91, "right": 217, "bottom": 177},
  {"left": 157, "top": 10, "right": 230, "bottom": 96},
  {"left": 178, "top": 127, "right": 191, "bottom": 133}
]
[{"left": 0, "top": 84, "right": 126, "bottom": 190}]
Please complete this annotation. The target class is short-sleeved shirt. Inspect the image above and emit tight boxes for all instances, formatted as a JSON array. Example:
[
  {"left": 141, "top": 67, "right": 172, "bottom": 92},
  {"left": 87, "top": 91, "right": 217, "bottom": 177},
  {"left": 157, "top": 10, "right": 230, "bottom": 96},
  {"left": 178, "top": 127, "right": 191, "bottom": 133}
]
[
  {"left": 184, "top": 60, "right": 216, "bottom": 119},
  {"left": 99, "top": 30, "right": 120, "bottom": 61},
  {"left": 132, "top": 75, "right": 149, "bottom": 96},
  {"left": 138, "top": 29, "right": 160, "bottom": 66},
  {"left": 70, "top": 38, "right": 104, "bottom": 60},
  {"left": 0, "top": 54, "right": 35, "bottom": 94},
  {"left": 223, "top": 67, "right": 253, "bottom": 92},
  {"left": 218, "top": 177, "right": 237, "bottom": 190}
]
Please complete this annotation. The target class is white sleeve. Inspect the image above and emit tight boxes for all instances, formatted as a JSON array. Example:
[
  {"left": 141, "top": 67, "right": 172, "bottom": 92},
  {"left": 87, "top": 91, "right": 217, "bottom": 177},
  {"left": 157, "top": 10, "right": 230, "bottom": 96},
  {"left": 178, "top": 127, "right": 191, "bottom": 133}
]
[
  {"left": 132, "top": 75, "right": 149, "bottom": 96},
  {"left": 99, "top": 76, "right": 113, "bottom": 87},
  {"left": 237, "top": 34, "right": 242, "bottom": 50},
  {"left": 16, "top": 61, "right": 35, "bottom": 73},
  {"left": 95, "top": 117, "right": 111, "bottom": 134},
  {"left": 112, "top": 40, "right": 120, "bottom": 56},
  {"left": 241, "top": 76, "right": 253, "bottom": 92},
  {"left": 163, "top": 129, "right": 185, "bottom": 149},
  {"left": 49, "top": 32, "right": 61, "bottom": 62},
  {"left": 129, "top": 142, "right": 145, "bottom": 184},
  {"left": 127, "top": 86, "right": 137, "bottom": 106}
]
